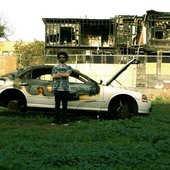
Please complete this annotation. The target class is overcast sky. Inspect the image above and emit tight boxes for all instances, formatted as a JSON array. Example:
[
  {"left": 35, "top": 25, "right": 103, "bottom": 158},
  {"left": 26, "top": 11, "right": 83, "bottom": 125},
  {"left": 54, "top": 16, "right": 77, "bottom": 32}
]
[{"left": 0, "top": 0, "right": 169, "bottom": 42}]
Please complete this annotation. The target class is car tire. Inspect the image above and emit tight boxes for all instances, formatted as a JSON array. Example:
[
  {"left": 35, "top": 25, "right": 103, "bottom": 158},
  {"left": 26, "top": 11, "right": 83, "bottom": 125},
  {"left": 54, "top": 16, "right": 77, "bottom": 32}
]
[
  {"left": 7, "top": 100, "right": 25, "bottom": 111},
  {"left": 116, "top": 104, "right": 130, "bottom": 119},
  {"left": 108, "top": 98, "right": 135, "bottom": 119},
  {"left": 8, "top": 100, "right": 20, "bottom": 111}
]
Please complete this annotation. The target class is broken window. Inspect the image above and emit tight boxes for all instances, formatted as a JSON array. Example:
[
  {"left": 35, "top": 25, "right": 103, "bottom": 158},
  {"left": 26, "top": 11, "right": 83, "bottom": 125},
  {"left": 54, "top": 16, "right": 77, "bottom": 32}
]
[
  {"left": 60, "top": 27, "right": 72, "bottom": 43},
  {"left": 155, "top": 30, "right": 163, "bottom": 39}
]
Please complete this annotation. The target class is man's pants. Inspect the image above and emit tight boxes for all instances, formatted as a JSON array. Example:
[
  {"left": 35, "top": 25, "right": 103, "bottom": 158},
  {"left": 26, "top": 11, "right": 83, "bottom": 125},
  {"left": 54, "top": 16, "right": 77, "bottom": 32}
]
[{"left": 54, "top": 90, "right": 69, "bottom": 123}]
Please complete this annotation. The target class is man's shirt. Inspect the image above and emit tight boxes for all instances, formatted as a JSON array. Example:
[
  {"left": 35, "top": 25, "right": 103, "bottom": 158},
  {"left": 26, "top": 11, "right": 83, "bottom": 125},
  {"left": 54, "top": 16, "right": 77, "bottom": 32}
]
[{"left": 52, "top": 64, "right": 72, "bottom": 91}]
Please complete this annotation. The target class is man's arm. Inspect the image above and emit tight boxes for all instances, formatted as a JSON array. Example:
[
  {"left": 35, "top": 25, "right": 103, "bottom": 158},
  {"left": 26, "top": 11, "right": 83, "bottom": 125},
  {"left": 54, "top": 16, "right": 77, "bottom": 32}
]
[
  {"left": 52, "top": 65, "right": 72, "bottom": 78},
  {"left": 52, "top": 71, "right": 71, "bottom": 78},
  {"left": 57, "top": 72, "right": 71, "bottom": 77},
  {"left": 59, "top": 66, "right": 72, "bottom": 77},
  {"left": 52, "top": 73, "right": 62, "bottom": 78},
  {"left": 52, "top": 72, "right": 70, "bottom": 78}
]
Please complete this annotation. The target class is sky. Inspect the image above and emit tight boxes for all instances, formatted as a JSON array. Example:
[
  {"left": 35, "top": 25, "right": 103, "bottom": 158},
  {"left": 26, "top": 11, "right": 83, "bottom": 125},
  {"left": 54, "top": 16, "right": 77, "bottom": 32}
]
[{"left": 0, "top": 0, "right": 169, "bottom": 42}]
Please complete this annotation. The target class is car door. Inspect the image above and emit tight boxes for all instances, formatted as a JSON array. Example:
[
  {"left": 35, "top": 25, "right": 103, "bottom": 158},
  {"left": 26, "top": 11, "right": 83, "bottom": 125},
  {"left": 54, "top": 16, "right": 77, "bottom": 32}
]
[
  {"left": 68, "top": 73, "right": 103, "bottom": 111},
  {"left": 24, "top": 74, "right": 55, "bottom": 108}
]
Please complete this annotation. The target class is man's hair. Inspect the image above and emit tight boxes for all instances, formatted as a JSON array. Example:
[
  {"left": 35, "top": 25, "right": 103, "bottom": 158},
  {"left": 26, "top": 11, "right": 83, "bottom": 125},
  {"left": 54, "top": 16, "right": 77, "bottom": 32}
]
[{"left": 57, "top": 51, "right": 68, "bottom": 60}]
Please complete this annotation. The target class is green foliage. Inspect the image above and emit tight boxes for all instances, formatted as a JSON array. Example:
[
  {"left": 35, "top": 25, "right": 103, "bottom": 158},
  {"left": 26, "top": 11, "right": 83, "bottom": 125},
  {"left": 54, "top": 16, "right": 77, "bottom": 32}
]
[
  {"left": 14, "top": 41, "right": 45, "bottom": 68},
  {"left": 0, "top": 23, "right": 6, "bottom": 39},
  {"left": 0, "top": 105, "right": 170, "bottom": 169},
  {"left": 0, "top": 25, "right": 5, "bottom": 37},
  {"left": 0, "top": 17, "right": 11, "bottom": 40},
  {"left": 152, "top": 96, "right": 170, "bottom": 104}
]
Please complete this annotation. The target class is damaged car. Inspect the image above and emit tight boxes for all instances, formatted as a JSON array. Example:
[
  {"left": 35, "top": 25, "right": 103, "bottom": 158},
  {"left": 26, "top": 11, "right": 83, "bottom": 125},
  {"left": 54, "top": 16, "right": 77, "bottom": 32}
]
[{"left": 0, "top": 58, "right": 152, "bottom": 119}]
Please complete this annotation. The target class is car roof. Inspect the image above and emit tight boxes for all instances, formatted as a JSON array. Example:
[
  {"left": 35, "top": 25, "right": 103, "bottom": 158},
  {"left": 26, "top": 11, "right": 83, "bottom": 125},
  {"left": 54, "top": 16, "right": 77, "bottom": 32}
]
[{"left": 16, "top": 64, "right": 96, "bottom": 83}]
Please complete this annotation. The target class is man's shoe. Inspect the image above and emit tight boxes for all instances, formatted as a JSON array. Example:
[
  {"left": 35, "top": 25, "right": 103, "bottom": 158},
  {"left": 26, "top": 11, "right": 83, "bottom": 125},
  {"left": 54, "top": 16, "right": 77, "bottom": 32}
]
[
  {"left": 51, "top": 122, "right": 57, "bottom": 126},
  {"left": 61, "top": 120, "right": 69, "bottom": 126},
  {"left": 63, "top": 123, "right": 69, "bottom": 126},
  {"left": 51, "top": 120, "right": 60, "bottom": 126}
]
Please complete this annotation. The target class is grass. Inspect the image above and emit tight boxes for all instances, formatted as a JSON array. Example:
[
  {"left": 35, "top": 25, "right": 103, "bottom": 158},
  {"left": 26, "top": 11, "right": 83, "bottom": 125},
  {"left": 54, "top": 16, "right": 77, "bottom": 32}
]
[{"left": 0, "top": 105, "right": 170, "bottom": 170}]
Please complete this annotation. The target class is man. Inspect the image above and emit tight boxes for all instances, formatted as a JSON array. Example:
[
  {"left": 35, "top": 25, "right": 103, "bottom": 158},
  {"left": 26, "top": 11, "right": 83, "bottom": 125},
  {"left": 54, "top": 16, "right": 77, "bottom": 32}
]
[{"left": 51, "top": 51, "right": 72, "bottom": 125}]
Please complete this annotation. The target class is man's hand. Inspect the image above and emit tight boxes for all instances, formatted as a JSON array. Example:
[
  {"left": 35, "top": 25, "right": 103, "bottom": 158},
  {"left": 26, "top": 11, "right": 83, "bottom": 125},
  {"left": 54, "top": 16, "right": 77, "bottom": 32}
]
[
  {"left": 53, "top": 72, "right": 71, "bottom": 78},
  {"left": 52, "top": 73, "right": 62, "bottom": 78}
]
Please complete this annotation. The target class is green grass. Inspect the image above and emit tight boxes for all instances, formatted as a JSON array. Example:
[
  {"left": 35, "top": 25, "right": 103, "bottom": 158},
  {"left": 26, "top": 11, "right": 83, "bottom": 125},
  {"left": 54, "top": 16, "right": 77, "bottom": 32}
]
[{"left": 0, "top": 105, "right": 170, "bottom": 170}]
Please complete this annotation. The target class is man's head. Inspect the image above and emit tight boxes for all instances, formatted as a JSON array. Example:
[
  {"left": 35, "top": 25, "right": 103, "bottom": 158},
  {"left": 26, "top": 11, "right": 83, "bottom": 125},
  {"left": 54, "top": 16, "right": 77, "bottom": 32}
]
[{"left": 57, "top": 51, "right": 68, "bottom": 63}]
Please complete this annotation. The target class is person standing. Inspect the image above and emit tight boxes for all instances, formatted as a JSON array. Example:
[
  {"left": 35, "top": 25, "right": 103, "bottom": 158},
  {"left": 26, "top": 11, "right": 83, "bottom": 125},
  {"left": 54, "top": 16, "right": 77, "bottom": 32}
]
[{"left": 51, "top": 51, "right": 72, "bottom": 125}]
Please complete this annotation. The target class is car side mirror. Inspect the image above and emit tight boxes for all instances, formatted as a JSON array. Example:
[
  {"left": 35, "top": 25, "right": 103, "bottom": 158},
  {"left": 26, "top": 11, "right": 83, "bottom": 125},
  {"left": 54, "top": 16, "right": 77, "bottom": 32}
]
[{"left": 99, "top": 80, "right": 103, "bottom": 85}]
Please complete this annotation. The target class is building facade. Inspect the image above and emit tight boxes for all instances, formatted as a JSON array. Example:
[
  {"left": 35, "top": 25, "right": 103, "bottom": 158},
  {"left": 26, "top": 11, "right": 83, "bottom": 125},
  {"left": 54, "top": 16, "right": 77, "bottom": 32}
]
[
  {"left": 0, "top": 42, "right": 16, "bottom": 75},
  {"left": 42, "top": 10, "right": 170, "bottom": 62}
]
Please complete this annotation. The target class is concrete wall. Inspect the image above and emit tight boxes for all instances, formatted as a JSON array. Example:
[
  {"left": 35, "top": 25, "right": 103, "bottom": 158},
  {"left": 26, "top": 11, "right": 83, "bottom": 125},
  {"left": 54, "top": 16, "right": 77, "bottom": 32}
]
[
  {"left": 135, "top": 88, "right": 170, "bottom": 101},
  {"left": 0, "top": 56, "right": 170, "bottom": 101},
  {"left": 70, "top": 63, "right": 170, "bottom": 101},
  {"left": 70, "top": 63, "right": 137, "bottom": 87},
  {"left": 0, "top": 56, "right": 17, "bottom": 75}
]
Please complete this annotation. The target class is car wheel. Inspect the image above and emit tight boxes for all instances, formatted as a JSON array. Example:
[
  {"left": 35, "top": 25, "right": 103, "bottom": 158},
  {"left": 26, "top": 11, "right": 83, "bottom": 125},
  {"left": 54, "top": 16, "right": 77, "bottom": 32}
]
[
  {"left": 109, "top": 99, "right": 130, "bottom": 119},
  {"left": 8, "top": 100, "right": 20, "bottom": 111},
  {"left": 7, "top": 100, "right": 26, "bottom": 112},
  {"left": 116, "top": 102, "right": 129, "bottom": 119}
]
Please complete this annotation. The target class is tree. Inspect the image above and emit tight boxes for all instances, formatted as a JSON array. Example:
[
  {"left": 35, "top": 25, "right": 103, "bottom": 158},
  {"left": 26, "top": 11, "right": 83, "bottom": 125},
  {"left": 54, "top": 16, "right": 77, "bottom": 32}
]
[
  {"left": 0, "top": 24, "right": 5, "bottom": 38},
  {"left": 0, "top": 17, "right": 11, "bottom": 40},
  {"left": 14, "top": 41, "right": 45, "bottom": 68}
]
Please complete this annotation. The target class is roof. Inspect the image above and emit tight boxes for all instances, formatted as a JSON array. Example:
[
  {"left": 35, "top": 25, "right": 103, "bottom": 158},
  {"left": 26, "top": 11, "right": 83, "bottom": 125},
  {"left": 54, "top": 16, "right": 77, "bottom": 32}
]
[{"left": 42, "top": 18, "right": 112, "bottom": 25}]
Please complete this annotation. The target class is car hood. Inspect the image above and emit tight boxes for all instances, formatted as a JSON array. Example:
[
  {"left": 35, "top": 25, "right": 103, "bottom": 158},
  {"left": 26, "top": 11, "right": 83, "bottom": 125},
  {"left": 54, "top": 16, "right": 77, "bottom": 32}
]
[
  {"left": 106, "top": 58, "right": 140, "bottom": 86},
  {"left": 103, "top": 85, "right": 143, "bottom": 99}
]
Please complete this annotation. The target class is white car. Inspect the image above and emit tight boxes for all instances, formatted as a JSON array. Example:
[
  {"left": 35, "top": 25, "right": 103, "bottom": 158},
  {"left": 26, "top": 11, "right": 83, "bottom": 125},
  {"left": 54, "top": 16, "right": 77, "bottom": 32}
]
[{"left": 0, "top": 58, "right": 152, "bottom": 119}]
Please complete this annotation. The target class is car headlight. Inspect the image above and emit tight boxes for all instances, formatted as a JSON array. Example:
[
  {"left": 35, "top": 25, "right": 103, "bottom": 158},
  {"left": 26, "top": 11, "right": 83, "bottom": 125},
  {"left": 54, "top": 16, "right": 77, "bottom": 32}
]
[
  {"left": 142, "top": 94, "right": 148, "bottom": 102},
  {"left": 0, "top": 80, "right": 5, "bottom": 86}
]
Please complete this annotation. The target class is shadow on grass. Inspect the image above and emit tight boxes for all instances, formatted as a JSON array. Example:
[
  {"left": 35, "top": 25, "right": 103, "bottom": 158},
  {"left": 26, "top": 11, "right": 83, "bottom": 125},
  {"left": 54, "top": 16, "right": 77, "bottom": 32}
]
[
  {"left": 1, "top": 103, "right": 169, "bottom": 124},
  {"left": 0, "top": 106, "right": 100, "bottom": 124}
]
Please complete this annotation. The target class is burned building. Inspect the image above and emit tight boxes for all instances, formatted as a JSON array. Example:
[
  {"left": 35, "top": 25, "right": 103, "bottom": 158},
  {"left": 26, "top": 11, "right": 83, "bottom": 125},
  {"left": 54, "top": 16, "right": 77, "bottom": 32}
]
[
  {"left": 42, "top": 10, "right": 170, "bottom": 64},
  {"left": 42, "top": 18, "right": 115, "bottom": 63},
  {"left": 144, "top": 10, "right": 170, "bottom": 58}
]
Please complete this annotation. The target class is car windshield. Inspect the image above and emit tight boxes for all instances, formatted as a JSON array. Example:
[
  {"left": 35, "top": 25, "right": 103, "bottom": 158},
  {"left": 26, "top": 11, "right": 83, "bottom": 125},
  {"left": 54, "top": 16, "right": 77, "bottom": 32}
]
[{"left": 1, "top": 67, "right": 29, "bottom": 80}]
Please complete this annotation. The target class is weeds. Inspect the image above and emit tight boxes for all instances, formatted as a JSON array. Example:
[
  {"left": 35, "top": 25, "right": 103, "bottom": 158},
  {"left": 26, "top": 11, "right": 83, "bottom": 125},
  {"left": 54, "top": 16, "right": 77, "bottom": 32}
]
[{"left": 0, "top": 105, "right": 170, "bottom": 169}]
